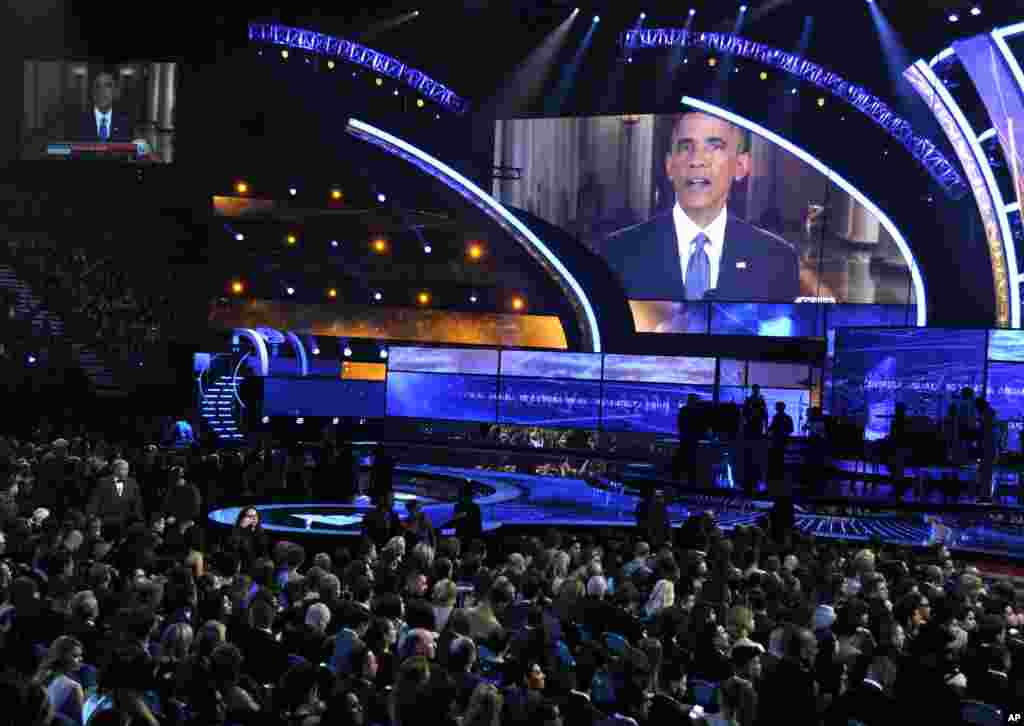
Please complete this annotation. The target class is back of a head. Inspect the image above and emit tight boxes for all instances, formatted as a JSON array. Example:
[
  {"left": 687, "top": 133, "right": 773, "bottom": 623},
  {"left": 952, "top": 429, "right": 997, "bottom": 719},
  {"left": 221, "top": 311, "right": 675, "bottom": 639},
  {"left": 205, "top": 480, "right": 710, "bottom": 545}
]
[{"left": 448, "top": 635, "right": 477, "bottom": 672}]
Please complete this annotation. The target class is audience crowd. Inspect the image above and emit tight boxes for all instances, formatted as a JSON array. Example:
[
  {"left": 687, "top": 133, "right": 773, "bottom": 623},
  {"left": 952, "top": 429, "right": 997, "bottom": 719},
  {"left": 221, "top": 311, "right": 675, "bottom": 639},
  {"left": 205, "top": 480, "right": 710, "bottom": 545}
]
[{"left": 0, "top": 428, "right": 1022, "bottom": 726}]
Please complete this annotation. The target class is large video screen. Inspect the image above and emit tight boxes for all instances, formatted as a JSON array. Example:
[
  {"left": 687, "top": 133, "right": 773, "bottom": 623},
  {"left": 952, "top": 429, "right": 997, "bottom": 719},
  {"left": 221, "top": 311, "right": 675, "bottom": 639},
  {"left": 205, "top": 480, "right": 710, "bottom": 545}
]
[
  {"left": 831, "top": 329, "right": 986, "bottom": 440},
  {"left": 601, "top": 382, "right": 713, "bottom": 434},
  {"left": 263, "top": 378, "right": 385, "bottom": 418},
  {"left": 386, "top": 371, "right": 498, "bottom": 423},
  {"left": 21, "top": 61, "right": 177, "bottom": 163},
  {"left": 494, "top": 110, "right": 916, "bottom": 333},
  {"left": 497, "top": 378, "right": 603, "bottom": 428}
]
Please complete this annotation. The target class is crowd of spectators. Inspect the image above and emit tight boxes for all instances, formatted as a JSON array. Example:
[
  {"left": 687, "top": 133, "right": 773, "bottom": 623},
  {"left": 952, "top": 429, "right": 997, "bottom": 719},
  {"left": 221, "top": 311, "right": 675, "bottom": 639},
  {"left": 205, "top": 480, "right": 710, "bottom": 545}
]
[
  {"left": 1, "top": 428, "right": 1023, "bottom": 726},
  {"left": 4, "top": 239, "right": 170, "bottom": 353}
]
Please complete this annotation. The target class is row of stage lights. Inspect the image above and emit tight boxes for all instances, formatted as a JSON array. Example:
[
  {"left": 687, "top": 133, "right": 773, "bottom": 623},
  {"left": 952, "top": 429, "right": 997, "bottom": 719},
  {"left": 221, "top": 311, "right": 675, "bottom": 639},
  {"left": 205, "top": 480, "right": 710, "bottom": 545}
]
[
  {"left": 268, "top": 48, "right": 443, "bottom": 120},
  {"left": 231, "top": 182, "right": 489, "bottom": 257},
  {"left": 227, "top": 279, "right": 525, "bottom": 311}
]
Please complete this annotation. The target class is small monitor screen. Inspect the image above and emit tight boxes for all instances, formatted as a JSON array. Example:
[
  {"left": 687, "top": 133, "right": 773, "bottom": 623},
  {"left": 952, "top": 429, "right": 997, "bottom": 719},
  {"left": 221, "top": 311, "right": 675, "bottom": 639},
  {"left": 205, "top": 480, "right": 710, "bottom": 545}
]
[
  {"left": 387, "top": 346, "right": 499, "bottom": 375},
  {"left": 497, "top": 378, "right": 603, "bottom": 429},
  {"left": 603, "top": 355, "right": 716, "bottom": 385},
  {"left": 22, "top": 60, "right": 177, "bottom": 163},
  {"left": 386, "top": 372, "right": 498, "bottom": 422},
  {"left": 500, "top": 350, "right": 602, "bottom": 379},
  {"left": 601, "top": 382, "right": 713, "bottom": 434}
]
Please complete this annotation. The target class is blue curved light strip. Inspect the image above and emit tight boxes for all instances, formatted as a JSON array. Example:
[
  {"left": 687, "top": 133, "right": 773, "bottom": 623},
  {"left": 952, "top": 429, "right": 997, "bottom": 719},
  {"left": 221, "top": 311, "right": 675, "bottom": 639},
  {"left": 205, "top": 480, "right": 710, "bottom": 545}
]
[
  {"left": 236, "top": 328, "right": 270, "bottom": 376},
  {"left": 979, "top": 128, "right": 998, "bottom": 143},
  {"left": 910, "top": 61, "right": 1020, "bottom": 329},
  {"left": 248, "top": 23, "right": 468, "bottom": 115},
  {"left": 345, "top": 118, "right": 603, "bottom": 353},
  {"left": 992, "top": 31, "right": 1024, "bottom": 108},
  {"left": 284, "top": 330, "right": 309, "bottom": 377},
  {"left": 995, "top": 22, "right": 1024, "bottom": 39},
  {"left": 930, "top": 47, "right": 957, "bottom": 67},
  {"left": 682, "top": 96, "right": 926, "bottom": 326}
]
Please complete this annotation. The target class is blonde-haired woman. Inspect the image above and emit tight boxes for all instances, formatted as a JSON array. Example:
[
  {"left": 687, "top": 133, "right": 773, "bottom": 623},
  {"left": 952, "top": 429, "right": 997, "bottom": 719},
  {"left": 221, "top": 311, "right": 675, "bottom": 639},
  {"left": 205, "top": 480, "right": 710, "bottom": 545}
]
[
  {"left": 462, "top": 682, "right": 502, "bottom": 726},
  {"left": 432, "top": 579, "right": 458, "bottom": 633},
  {"left": 644, "top": 579, "right": 675, "bottom": 618},
  {"left": 34, "top": 635, "right": 85, "bottom": 724}
]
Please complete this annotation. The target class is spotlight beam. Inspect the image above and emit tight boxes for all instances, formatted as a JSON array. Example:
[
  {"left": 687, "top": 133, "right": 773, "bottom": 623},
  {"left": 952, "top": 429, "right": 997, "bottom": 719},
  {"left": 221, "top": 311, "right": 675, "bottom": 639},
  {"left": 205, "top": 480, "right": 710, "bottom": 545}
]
[
  {"left": 482, "top": 10, "right": 579, "bottom": 117},
  {"left": 545, "top": 13, "right": 599, "bottom": 114},
  {"left": 358, "top": 11, "right": 421, "bottom": 42}
]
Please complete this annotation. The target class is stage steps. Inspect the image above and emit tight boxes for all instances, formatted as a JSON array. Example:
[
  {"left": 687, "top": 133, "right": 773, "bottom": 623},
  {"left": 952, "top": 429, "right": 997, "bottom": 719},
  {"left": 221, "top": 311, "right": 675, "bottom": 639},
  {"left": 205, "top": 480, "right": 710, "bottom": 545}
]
[
  {"left": 0, "top": 263, "right": 64, "bottom": 338},
  {"left": 201, "top": 374, "right": 245, "bottom": 441}
]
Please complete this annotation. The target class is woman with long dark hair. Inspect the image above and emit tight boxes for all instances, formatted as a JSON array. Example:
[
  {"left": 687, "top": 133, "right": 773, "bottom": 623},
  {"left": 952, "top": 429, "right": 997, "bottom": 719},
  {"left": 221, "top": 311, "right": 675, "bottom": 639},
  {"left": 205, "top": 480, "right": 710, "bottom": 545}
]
[{"left": 227, "top": 507, "right": 268, "bottom": 572}]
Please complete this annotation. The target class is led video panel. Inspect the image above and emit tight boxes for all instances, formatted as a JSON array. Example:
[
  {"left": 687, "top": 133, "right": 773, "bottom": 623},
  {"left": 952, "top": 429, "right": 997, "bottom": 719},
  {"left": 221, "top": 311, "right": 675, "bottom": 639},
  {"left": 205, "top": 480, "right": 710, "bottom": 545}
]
[
  {"left": 263, "top": 378, "right": 385, "bottom": 418},
  {"left": 387, "top": 346, "right": 500, "bottom": 375},
  {"left": 385, "top": 371, "right": 498, "bottom": 423},
  {"left": 499, "top": 350, "right": 602, "bottom": 379},
  {"left": 603, "top": 355, "right": 716, "bottom": 385},
  {"left": 497, "top": 378, "right": 603, "bottom": 429}
]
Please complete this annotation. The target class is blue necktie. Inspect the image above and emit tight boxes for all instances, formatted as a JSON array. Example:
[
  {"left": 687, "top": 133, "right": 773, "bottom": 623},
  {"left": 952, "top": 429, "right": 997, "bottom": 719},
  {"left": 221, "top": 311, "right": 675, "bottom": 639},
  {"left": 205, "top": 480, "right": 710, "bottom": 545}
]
[
  {"left": 99, "top": 117, "right": 109, "bottom": 141},
  {"left": 686, "top": 232, "right": 711, "bottom": 300}
]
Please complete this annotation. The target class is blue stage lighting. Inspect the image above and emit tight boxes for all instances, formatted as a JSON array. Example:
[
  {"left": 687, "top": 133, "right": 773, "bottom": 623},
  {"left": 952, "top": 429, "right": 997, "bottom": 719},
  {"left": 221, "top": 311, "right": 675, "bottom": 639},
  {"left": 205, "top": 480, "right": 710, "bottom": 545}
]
[
  {"left": 971, "top": 6, "right": 981, "bottom": 16},
  {"left": 423, "top": 245, "right": 432, "bottom": 254},
  {"left": 640, "top": 12, "right": 646, "bottom": 20},
  {"left": 262, "top": 416, "right": 269, "bottom": 424},
  {"left": 286, "top": 286, "right": 295, "bottom": 295},
  {"left": 373, "top": 292, "right": 383, "bottom": 301},
  {"left": 288, "top": 187, "right": 297, "bottom": 196},
  {"left": 740, "top": 5, "right": 747, "bottom": 12},
  {"left": 593, "top": 16, "right": 600, "bottom": 23},
  {"left": 689, "top": 8, "right": 696, "bottom": 15},
  {"left": 948, "top": 13, "right": 959, "bottom": 22},
  {"left": 312, "top": 347, "right": 320, "bottom": 356},
  {"left": 26, "top": 355, "right": 36, "bottom": 365},
  {"left": 469, "top": 293, "right": 478, "bottom": 303},
  {"left": 377, "top": 193, "right": 386, "bottom": 203},
  {"left": 235, "top": 233, "right": 244, "bottom": 241},
  {"left": 331, "top": 240, "right": 339, "bottom": 248},
  {"left": 296, "top": 417, "right": 305, "bottom": 424},
  {"left": 379, "top": 348, "right": 389, "bottom": 360},
  {"left": 343, "top": 346, "right": 353, "bottom": 357},
  {"left": 332, "top": 417, "right": 340, "bottom": 425}
]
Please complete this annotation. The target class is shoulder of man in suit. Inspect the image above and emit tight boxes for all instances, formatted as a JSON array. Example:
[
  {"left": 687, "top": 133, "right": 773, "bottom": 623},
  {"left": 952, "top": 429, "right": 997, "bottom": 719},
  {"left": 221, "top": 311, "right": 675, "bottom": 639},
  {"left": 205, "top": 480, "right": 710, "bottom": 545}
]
[
  {"left": 728, "top": 216, "right": 798, "bottom": 255},
  {"left": 605, "top": 212, "right": 671, "bottom": 241}
]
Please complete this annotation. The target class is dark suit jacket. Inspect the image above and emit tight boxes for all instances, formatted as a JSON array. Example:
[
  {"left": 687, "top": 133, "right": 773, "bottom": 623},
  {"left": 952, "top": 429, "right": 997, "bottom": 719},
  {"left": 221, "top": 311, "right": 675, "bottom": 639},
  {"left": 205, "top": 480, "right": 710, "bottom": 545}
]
[
  {"left": 69, "top": 108, "right": 136, "bottom": 143},
  {"left": 565, "top": 690, "right": 607, "bottom": 726},
  {"left": 826, "top": 680, "right": 894, "bottom": 726},
  {"left": 87, "top": 476, "right": 144, "bottom": 527},
  {"left": 234, "top": 625, "right": 291, "bottom": 687},
  {"left": 602, "top": 212, "right": 800, "bottom": 302}
]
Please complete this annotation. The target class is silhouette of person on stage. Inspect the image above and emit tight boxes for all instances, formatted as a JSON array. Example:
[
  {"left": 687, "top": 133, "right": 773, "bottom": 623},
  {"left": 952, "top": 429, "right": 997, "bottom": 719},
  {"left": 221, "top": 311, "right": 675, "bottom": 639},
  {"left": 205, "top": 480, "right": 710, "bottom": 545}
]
[
  {"left": 741, "top": 385, "right": 768, "bottom": 494},
  {"left": 767, "top": 401, "right": 794, "bottom": 492},
  {"left": 636, "top": 489, "right": 671, "bottom": 549},
  {"left": 449, "top": 481, "right": 482, "bottom": 544},
  {"left": 675, "top": 393, "right": 701, "bottom": 486}
]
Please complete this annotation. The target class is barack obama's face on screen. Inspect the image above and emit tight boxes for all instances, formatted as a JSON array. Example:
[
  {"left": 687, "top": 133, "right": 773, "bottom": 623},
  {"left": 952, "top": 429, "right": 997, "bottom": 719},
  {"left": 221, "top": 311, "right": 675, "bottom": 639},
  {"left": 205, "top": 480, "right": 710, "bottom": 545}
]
[
  {"left": 665, "top": 112, "right": 751, "bottom": 228},
  {"left": 92, "top": 72, "right": 116, "bottom": 113}
]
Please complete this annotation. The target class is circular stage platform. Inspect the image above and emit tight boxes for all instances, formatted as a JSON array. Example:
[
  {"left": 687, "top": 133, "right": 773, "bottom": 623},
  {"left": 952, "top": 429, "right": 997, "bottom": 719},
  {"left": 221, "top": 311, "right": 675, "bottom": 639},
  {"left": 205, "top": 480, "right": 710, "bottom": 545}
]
[{"left": 206, "top": 454, "right": 1024, "bottom": 561}]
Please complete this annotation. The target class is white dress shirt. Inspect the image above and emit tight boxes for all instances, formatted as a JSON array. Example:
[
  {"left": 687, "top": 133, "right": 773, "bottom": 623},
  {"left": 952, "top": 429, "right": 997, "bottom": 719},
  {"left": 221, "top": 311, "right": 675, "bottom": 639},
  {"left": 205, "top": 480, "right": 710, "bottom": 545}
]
[
  {"left": 672, "top": 203, "right": 728, "bottom": 291},
  {"left": 114, "top": 479, "right": 124, "bottom": 497},
  {"left": 94, "top": 108, "right": 112, "bottom": 139}
]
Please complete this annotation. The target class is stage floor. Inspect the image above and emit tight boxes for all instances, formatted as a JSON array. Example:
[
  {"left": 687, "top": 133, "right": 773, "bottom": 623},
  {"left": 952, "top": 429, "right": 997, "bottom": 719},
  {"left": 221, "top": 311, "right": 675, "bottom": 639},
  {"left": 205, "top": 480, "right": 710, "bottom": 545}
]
[{"left": 207, "top": 462, "right": 1024, "bottom": 561}]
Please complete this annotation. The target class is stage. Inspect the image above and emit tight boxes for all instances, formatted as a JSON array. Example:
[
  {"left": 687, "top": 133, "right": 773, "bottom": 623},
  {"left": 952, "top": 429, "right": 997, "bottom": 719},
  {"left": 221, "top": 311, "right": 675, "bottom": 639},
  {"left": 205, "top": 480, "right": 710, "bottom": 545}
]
[{"left": 207, "top": 440, "right": 1024, "bottom": 562}]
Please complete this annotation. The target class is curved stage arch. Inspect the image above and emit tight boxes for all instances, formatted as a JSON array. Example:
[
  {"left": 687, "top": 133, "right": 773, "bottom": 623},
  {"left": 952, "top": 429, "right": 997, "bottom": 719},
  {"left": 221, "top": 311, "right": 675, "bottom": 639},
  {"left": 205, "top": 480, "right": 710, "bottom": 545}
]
[{"left": 345, "top": 118, "right": 604, "bottom": 353}]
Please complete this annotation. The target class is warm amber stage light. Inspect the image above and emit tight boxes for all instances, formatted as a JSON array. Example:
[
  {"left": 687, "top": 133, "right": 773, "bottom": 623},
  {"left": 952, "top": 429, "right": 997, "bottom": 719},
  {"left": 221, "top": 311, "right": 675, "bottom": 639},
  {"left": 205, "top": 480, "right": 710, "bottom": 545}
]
[
  {"left": 231, "top": 281, "right": 244, "bottom": 294},
  {"left": 235, "top": 182, "right": 248, "bottom": 194},
  {"left": 331, "top": 189, "right": 343, "bottom": 200},
  {"left": 328, "top": 288, "right": 338, "bottom": 299},
  {"left": 512, "top": 297, "right": 525, "bottom": 311},
  {"left": 417, "top": 292, "right": 431, "bottom": 305},
  {"left": 468, "top": 243, "right": 483, "bottom": 260},
  {"left": 373, "top": 239, "right": 388, "bottom": 253},
  {"left": 286, "top": 234, "right": 297, "bottom": 245}
]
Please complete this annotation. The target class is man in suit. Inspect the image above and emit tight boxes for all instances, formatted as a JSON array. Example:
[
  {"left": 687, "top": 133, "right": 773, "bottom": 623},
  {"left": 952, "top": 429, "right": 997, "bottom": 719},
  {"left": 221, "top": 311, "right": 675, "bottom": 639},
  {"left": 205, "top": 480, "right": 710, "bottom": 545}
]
[
  {"left": 70, "top": 69, "right": 136, "bottom": 143},
  {"left": 603, "top": 111, "right": 799, "bottom": 302},
  {"left": 826, "top": 652, "right": 897, "bottom": 726},
  {"left": 87, "top": 459, "right": 144, "bottom": 533}
]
